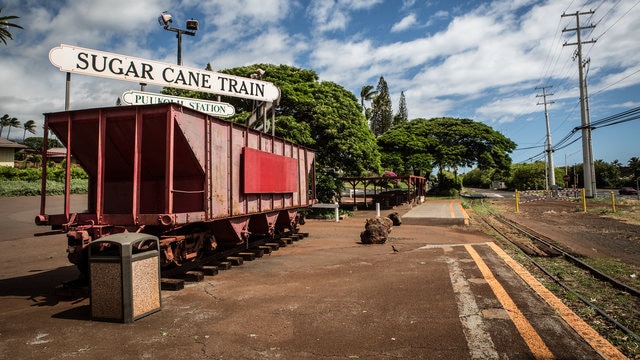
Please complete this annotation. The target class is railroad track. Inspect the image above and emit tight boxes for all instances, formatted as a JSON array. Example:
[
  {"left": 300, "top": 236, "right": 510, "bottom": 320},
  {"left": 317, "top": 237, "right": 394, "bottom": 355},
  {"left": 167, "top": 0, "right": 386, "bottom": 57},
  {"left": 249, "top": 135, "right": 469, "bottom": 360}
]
[{"left": 479, "top": 212, "right": 640, "bottom": 352}]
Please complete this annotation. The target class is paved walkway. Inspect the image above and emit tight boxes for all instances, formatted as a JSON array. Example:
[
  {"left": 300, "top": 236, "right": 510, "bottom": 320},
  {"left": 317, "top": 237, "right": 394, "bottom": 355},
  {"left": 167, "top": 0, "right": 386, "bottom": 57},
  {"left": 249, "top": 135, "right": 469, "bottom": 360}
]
[{"left": 402, "top": 199, "right": 470, "bottom": 226}]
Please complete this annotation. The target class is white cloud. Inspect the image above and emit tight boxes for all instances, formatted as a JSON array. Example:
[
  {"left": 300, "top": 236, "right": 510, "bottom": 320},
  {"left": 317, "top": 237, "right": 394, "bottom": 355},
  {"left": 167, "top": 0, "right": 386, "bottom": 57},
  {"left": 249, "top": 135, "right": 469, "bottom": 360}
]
[
  {"left": 391, "top": 13, "right": 417, "bottom": 32},
  {"left": 306, "top": 0, "right": 384, "bottom": 33}
]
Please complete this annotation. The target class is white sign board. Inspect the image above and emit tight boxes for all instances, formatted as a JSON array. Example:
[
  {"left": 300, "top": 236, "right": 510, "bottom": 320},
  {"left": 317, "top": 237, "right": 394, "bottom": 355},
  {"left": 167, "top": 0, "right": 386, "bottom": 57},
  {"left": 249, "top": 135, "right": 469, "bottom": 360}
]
[
  {"left": 121, "top": 90, "right": 235, "bottom": 117},
  {"left": 49, "top": 44, "right": 280, "bottom": 102}
]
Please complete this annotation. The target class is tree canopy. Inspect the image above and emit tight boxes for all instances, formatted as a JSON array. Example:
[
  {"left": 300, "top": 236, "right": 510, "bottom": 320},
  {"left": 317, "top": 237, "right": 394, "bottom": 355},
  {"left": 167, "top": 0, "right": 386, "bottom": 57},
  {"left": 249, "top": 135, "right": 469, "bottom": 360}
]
[
  {"left": 377, "top": 117, "right": 516, "bottom": 178},
  {"left": 393, "top": 91, "right": 408, "bottom": 126},
  {"left": 164, "top": 63, "right": 380, "bottom": 177}
]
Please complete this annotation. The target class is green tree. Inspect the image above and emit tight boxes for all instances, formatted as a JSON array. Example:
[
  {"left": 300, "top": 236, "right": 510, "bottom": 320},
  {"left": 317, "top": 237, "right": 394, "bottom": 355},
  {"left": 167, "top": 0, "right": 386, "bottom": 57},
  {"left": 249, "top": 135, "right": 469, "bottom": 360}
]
[
  {"left": 629, "top": 157, "right": 640, "bottom": 178},
  {"left": 462, "top": 167, "right": 495, "bottom": 188},
  {"left": 22, "top": 120, "right": 36, "bottom": 142},
  {"left": 594, "top": 159, "right": 621, "bottom": 188},
  {"left": 311, "top": 81, "right": 381, "bottom": 176},
  {"left": 378, "top": 117, "right": 516, "bottom": 185},
  {"left": 508, "top": 162, "right": 547, "bottom": 190},
  {"left": 393, "top": 91, "right": 408, "bottom": 126},
  {"left": 0, "top": 114, "right": 9, "bottom": 137},
  {"left": 360, "top": 84, "right": 377, "bottom": 118},
  {"left": 0, "top": 9, "right": 23, "bottom": 45},
  {"left": 23, "top": 137, "right": 63, "bottom": 152},
  {"left": 5, "top": 117, "right": 20, "bottom": 139},
  {"left": 370, "top": 76, "right": 393, "bottom": 137}
]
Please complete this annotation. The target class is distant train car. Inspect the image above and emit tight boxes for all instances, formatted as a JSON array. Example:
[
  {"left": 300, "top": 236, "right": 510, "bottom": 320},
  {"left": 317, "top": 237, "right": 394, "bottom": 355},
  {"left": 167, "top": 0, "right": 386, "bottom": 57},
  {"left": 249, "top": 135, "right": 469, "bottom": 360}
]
[{"left": 36, "top": 103, "right": 316, "bottom": 274}]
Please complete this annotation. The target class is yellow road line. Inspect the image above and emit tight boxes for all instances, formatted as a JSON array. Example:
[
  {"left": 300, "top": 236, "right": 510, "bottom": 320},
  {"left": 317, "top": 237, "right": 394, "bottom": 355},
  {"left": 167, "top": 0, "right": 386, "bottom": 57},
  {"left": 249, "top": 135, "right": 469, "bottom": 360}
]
[
  {"left": 464, "top": 244, "right": 555, "bottom": 359},
  {"left": 487, "top": 242, "right": 627, "bottom": 360}
]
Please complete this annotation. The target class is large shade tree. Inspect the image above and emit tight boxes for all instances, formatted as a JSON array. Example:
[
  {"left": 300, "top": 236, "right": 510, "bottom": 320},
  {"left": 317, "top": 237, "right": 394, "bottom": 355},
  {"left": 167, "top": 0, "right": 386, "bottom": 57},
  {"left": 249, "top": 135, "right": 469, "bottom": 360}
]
[{"left": 378, "top": 117, "right": 516, "bottom": 180}]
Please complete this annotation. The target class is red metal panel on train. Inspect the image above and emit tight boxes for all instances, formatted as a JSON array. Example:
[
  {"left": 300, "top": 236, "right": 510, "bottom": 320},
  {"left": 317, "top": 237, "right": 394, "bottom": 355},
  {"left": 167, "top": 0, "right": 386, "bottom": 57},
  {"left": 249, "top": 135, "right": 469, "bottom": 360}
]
[{"left": 243, "top": 147, "right": 298, "bottom": 193}]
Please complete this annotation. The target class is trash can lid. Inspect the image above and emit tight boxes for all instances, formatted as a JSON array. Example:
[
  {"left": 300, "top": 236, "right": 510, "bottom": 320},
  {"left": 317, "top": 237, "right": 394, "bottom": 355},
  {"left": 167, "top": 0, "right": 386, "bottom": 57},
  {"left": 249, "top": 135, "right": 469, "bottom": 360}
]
[{"left": 90, "top": 233, "right": 159, "bottom": 253}]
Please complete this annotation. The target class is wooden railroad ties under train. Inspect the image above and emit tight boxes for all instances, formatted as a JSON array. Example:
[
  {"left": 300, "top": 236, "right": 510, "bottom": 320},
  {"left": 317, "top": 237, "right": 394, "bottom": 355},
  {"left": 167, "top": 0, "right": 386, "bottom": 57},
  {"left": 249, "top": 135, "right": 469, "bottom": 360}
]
[{"left": 160, "top": 232, "right": 309, "bottom": 291}]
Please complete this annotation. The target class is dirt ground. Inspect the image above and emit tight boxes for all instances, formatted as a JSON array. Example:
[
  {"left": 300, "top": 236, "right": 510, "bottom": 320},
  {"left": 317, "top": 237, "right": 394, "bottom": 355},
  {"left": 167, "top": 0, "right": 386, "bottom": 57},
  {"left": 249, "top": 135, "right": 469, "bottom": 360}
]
[{"left": 485, "top": 196, "right": 640, "bottom": 268}]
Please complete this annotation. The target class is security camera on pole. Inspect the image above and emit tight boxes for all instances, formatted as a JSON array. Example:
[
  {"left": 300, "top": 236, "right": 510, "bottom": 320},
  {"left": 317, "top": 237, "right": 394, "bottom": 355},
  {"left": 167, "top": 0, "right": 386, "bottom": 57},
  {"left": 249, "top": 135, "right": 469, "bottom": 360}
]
[{"left": 158, "top": 11, "right": 199, "bottom": 66}]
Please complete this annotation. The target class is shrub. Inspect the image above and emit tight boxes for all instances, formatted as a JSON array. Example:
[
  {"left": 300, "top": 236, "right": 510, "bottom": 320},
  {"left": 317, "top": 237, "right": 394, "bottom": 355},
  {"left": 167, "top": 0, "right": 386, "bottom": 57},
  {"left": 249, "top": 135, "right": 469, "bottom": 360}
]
[
  {"left": 0, "top": 179, "right": 88, "bottom": 197},
  {"left": 0, "top": 164, "right": 88, "bottom": 182}
]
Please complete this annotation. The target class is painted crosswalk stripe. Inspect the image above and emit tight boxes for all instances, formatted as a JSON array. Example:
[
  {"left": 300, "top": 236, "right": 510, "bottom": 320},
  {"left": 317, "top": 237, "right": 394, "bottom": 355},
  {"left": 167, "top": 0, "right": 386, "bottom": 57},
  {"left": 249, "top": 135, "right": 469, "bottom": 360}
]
[{"left": 446, "top": 256, "right": 499, "bottom": 359}]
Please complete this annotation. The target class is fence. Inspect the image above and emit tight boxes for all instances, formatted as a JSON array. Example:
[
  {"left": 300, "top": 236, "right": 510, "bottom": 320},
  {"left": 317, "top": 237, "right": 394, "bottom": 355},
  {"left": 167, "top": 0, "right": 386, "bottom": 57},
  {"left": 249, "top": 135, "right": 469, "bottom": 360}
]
[{"left": 515, "top": 188, "right": 586, "bottom": 213}]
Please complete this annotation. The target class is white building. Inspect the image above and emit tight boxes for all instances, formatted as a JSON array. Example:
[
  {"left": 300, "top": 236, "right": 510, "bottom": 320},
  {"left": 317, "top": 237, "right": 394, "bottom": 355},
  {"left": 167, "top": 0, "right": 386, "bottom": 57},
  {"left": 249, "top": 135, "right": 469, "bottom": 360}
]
[{"left": 0, "top": 138, "right": 27, "bottom": 167}]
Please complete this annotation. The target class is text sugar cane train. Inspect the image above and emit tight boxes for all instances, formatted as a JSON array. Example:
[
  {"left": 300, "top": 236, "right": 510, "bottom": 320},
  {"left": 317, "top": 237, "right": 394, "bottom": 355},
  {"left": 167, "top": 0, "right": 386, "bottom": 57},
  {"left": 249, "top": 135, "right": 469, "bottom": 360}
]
[{"left": 35, "top": 103, "right": 317, "bottom": 277}]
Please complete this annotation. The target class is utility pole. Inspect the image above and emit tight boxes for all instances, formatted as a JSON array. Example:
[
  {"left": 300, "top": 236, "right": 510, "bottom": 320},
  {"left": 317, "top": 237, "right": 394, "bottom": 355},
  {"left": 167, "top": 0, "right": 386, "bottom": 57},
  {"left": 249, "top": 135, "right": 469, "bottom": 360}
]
[
  {"left": 562, "top": 10, "right": 597, "bottom": 197},
  {"left": 536, "top": 85, "right": 555, "bottom": 189}
]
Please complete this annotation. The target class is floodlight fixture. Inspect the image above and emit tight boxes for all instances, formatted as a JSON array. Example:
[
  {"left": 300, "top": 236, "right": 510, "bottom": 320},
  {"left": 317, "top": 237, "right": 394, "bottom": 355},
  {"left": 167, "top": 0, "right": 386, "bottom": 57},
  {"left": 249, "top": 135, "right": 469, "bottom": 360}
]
[
  {"left": 158, "top": 12, "right": 172, "bottom": 27},
  {"left": 186, "top": 19, "right": 199, "bottom": 31},
  {"left": 159, "top": 11, "right": 198, "bottom": 65}
]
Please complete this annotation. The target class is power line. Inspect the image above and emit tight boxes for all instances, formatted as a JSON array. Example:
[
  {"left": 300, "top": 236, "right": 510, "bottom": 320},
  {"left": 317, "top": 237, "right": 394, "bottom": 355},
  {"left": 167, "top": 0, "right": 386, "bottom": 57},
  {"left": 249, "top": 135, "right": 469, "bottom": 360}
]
[{"left": 516, "top": 105, "right": 640, "bottom": 163}]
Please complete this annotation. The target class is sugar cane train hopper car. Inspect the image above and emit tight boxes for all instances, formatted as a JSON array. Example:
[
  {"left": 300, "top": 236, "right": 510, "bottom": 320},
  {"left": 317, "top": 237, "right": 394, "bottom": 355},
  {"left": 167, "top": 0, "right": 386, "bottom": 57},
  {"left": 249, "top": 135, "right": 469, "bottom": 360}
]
[{"left": 35, "top": 103, "right": 317, "bottom": 276}]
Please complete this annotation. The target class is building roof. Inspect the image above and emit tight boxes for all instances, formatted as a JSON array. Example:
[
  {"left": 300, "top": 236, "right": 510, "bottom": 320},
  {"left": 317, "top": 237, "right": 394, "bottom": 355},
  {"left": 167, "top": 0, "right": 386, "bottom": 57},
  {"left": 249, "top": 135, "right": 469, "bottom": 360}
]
[
  {"left": 0, "top": 137, "right": 27, "bottom": 149},
  {"left": 47, "top": 147, "right": 68, "bottom": 157}
]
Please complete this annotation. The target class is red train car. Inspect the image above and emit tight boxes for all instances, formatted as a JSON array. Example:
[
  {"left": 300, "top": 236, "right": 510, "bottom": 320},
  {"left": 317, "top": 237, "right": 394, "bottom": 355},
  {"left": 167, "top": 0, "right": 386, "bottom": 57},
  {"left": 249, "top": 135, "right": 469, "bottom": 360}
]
[{"left": 36, "top": 103, "right": 316, "bottom": 273}]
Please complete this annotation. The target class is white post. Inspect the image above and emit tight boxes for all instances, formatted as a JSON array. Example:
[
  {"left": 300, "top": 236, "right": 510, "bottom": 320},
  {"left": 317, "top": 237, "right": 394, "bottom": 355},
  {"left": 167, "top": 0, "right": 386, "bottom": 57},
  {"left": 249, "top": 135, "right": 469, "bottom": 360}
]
[
  {"left": 376, "top": 203, "right": 380, "bottom": 217},
  {"left": 335, "top": 205, "right": 340, "bottom": 222}
]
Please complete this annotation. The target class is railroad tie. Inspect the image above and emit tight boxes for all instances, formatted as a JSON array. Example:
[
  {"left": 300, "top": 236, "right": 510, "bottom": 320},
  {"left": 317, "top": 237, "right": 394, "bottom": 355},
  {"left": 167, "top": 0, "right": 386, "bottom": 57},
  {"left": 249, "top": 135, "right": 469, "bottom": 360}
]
[
  {"left": 238, "top": 252, "right": 257, "bottom": 261},
  {"left": 184, "top": 271, "right": 205, "bottom": 282},
  {"left": 226, "top": 256, "right": 244, "bottom": 266},
  {"left": 198, "top": 266, "right": 219, "bottom": 276},
  {"left": 161, "top": 278, "right": 185, "bottom": 291}
]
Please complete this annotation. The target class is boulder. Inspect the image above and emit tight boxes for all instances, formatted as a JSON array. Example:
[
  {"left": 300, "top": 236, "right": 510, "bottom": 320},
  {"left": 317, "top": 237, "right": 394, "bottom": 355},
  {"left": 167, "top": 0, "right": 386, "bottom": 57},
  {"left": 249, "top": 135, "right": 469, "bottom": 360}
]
[
  {"left": 360, "top": 217, "right": 393, "bottom": 244},
  {"left": 388, "top": 212, "right": 402, "bottom": 226}
]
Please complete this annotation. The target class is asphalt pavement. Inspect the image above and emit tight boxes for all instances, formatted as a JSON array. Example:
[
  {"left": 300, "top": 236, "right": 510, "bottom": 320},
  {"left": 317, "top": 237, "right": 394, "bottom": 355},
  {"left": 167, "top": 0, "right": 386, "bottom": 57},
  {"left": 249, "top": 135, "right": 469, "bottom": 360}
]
[{"left": 0, "top": 196, "right": 626, "bottom": 359}]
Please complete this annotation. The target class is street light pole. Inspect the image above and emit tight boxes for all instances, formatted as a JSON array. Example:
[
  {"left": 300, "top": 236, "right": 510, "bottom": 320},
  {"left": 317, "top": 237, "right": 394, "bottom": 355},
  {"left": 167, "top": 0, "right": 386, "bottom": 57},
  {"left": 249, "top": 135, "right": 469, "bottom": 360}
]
[{"left": 159, "top": 12, "right": 198, "bottom": 66}]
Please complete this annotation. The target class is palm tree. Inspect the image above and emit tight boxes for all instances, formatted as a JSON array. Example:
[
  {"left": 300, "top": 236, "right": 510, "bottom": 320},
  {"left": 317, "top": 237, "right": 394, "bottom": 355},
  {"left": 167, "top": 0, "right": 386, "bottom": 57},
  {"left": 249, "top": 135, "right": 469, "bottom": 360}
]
[
  {"left": 0, "top": 8, "right": 23, "bottom": 45},
  {"left": 0, "top": 114, "right": 9, "bottom": 137},
  {"left": 5, "top": 117, "right": 20, "bottom": 140},
  {"left": 22, "top": 120, "right": 36, "bottom": 142},
  {"left": 360, "top": 85, "right": 377, "bottom": 116}
]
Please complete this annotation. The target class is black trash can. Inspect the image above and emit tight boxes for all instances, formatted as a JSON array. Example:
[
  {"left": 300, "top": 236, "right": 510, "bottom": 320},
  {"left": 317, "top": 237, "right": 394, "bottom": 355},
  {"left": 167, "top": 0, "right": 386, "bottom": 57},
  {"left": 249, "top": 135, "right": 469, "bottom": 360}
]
[{"left": 89, "top": 233, "right": 161, "bottom": 323}]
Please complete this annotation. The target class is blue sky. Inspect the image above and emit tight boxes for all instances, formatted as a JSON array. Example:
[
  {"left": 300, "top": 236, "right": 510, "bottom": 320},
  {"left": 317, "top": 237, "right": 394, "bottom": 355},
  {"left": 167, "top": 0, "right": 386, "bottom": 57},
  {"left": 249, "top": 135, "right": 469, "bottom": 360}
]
[{"left": 1, "top": 0, "right": 639, "bottom": 168}]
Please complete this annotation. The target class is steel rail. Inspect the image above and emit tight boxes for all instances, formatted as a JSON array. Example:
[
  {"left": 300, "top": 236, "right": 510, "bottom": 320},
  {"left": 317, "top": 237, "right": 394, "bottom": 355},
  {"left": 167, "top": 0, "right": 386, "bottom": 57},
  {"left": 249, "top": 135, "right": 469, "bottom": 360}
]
[
  {"left": 480, "top": 214, "right": 640, "bottom": 342},
  {"left": 493, "top": 213, "right": 640, "bottom": 297}
]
